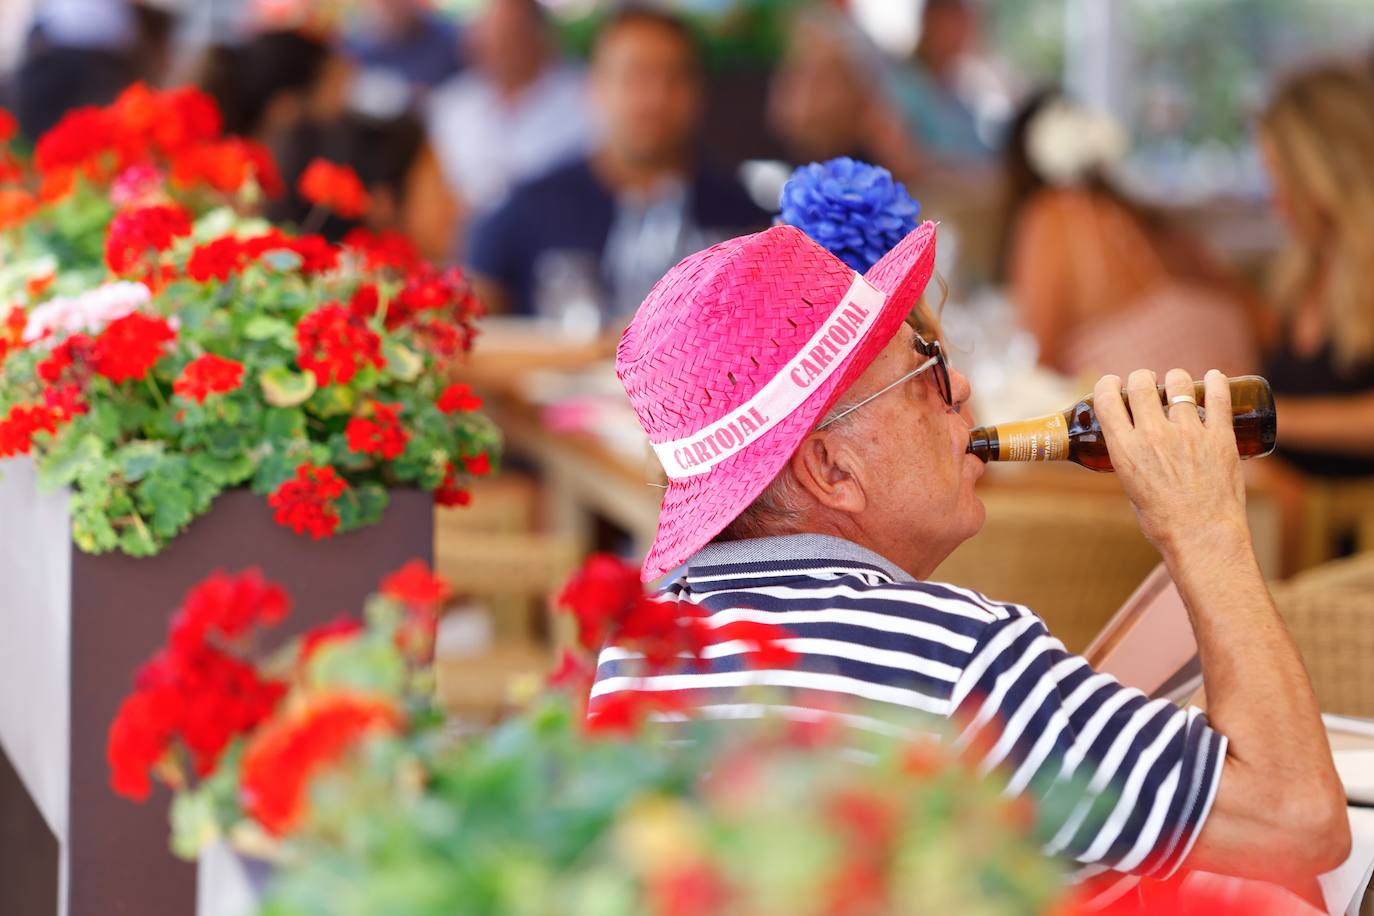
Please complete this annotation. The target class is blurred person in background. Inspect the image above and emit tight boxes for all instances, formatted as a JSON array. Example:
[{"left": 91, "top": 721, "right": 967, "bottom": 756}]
[
  {"left": 12, "top": 0, "right": 136, "bottom": 138},
  {"left": 1253, "top": 64, "right": 1374, "bottom": 567},
  {"left": 766, "top": 6, "right": 920, "bottom": 183},
  {"left": 464, "top": 6, "right": 766, "bottom": 323},
  {"left": 199, "top": 28, "right": 338, "bottom": 141},
  {"left": 201, "top": 24, "right": 457, "bottom": 259},
  {"left": 342, "top": 0, "right": 463, "bottom": 94},
  {"left": 426, "top": 0, "right": 592, "bottom": 222},
  {"left": 1001, "top": 91, "right": 1262, "bottom": 382},
  {"left": 887, "top": 0, "right": 1001, "bottom": 168}
]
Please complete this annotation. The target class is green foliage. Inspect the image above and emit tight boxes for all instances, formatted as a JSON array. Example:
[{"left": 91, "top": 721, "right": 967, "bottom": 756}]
[
  {"left": 2, "top": 207, "right": 500, "bottom": 556},
  {"left": 255, "top": 695, "right": 1068, "bottom": 916}
]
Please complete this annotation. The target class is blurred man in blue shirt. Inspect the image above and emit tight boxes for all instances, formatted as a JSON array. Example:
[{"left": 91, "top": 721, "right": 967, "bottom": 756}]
[{"left": 465, "top": 6, "right": 766, "bottom": 324}]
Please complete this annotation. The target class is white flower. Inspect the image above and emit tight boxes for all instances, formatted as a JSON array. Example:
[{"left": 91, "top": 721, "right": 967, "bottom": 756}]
[
  {"left": 23, "top": 281, "right": 153, "bottom": 343},
  {"left": 1026, "top": 99, "right": 1129, "bottom": 187}
]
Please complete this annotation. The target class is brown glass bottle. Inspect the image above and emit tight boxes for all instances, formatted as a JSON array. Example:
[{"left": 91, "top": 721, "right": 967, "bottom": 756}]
[{"left": 966, "top": 375, "right": 1277, "bottom": 472}]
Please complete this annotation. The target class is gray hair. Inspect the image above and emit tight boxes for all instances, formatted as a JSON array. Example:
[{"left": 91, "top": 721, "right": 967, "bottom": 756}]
[{"left": 713, "top": 399, "right": 858, "bottom": 542}]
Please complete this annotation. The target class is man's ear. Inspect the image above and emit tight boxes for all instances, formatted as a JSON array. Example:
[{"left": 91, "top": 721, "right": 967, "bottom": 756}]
[{"left": 790, "top": 430, "right": 867, "bottom": 514}]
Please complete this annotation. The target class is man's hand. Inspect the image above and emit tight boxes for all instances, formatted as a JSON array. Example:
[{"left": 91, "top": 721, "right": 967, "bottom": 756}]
[{"left": 1094, "top": 368, "right": 1249, "bottom": 556}]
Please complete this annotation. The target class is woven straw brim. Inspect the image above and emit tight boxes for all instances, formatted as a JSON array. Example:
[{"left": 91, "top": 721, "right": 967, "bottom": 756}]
[{"left": 640, "top": 223, "right": 938, "bottom": 581}]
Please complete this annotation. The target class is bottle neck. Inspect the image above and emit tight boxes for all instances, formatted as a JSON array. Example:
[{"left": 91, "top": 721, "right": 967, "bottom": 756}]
[{"left": 969, "top": 412, "right": 1070, "bottom": 462}]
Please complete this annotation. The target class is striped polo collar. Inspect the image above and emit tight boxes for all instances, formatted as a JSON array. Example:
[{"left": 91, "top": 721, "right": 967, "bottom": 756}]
[{"left": 680, "top": 534, "right": 916, "bottom": 589}]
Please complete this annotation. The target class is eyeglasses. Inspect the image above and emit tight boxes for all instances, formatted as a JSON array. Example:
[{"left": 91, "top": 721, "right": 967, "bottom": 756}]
[{"left": 817, "top": 333, "right": 952, "bottom": 430}]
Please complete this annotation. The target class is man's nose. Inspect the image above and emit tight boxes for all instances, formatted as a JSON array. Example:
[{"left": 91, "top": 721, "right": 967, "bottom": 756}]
[{"left": 949, "top": 366, "right": 973, "bottom": 406}]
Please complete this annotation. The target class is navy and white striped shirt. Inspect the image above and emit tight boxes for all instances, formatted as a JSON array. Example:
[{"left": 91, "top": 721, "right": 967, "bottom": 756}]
[{"left": 592, "top": 534, "right": 1226, "bottom": 881}]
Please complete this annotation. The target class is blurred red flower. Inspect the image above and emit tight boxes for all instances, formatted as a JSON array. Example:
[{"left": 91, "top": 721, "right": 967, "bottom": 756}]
[
  {"left": 108, "top": 569, "right": 289, "bottom": 800},
  {"left": 558, "top": 553, "right": 644, "bottom": 652},
  {"left": 434, "top": 462, "right": 471, "bottom": 507},
  {"left": 0, "top": 108, "right": 15, "bottom": 143},
  {"left": 92, "top": 312, "right": 175, "bottom": 383},
  {"left": 380, "top": 559, "right": 450, "bottom": 607},
  {"left": 299, "top": 616, "right": 365, "bottom": 665},
  {"left": 105, "top": 204, "right": 192, "bottom": 276},
  {"left": 463, "top": 452, "right": 491, "bottom": 476},
  {"left": 437, "top": 383, "right": 482, "bottom": 414},
  {"left": 343, "top": 228, "right": 420, "bottom": 272},
  {"left": 345, "top": 401, "right": 409, "bottom": 460},
  {"left": 0, "top": 188, "right": 37, "bottom": 231},
  {"left": 298, "top": 158, "right": 370, "bottom": 219},
  {"left": 174, "top": 353, "right": 245, "bottom": 403},
  {"left": 296, "top": 303, "right": 385, "bottom": 387},
  {"left": 171, "top": 138, "right": 282, "bottom": 197},
  {"left": 239, "top": 693, "right": 402, "bottom": 834},
  {"left": 268, "top": 463, "right": 348, "bottom": 539},
  {"left": 0, "top": 403, "right": 61, "bottom": 458}
]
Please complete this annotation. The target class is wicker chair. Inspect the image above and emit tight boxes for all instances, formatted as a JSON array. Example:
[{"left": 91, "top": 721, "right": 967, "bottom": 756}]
[
  {"left": 1300, "top": 477, "right": 1374, "bottom": 571},
  {"left": 932, "top": 490, "right": 1160, "bottom": 654},
  {"left": 433, "top": 474, "right": 581, "bottom": 720},
  {"left": 1270, "top": 551, "right": 1374, "bottom": 719}
]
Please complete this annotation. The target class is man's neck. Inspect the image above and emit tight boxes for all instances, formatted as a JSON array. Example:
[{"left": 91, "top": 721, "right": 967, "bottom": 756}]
[
  {"left": 591, "top": 146, "right": 691, "bottom": 196},
  {"left": 492, "top": 63, "right": 546, "bottom": 102}
]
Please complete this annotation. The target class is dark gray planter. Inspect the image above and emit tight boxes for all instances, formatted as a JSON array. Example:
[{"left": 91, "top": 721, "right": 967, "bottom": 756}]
[{"left": 0, "top": 458, "right": 432, "bottom": 916}]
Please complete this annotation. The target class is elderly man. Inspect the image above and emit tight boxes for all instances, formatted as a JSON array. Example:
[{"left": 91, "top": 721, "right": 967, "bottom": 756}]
[{"left": 595, "top": 222, "right": 1349, "bottom": 893}]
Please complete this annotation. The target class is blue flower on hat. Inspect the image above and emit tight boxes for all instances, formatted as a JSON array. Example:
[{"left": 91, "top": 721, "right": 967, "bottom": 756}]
[{"left": 779, "top": 157, "right": 921, "bottom": 273}]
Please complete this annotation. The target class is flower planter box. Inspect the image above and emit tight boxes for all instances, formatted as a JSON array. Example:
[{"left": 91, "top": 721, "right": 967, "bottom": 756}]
[{"left": 0, "top": 458, "right": 432, "bottom": 916}]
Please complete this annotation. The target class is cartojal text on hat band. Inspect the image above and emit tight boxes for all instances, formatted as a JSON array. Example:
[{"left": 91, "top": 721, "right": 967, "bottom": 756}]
[{"left": 650, "top": 274, "right": 888, "bottom": 480}]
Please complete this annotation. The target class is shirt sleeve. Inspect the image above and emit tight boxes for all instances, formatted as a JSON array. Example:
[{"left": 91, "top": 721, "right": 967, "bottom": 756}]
[{"left": 950, "top": 611, "right": 1226, "bottom": 879}]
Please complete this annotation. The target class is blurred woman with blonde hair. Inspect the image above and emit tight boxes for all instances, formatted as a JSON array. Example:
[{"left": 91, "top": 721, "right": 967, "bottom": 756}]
[{"left": 1256, "top": 63, "right": 1374, "bottom": 568}]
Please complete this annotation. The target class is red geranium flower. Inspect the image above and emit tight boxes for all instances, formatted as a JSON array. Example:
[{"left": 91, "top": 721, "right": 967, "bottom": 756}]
[
  {"left": 34, "top": 105, "right": 117, "bottom": 176},
  {"left": 173, "top": 353, "right": 244, "bottom": 403},
  {"left": 171, "top": 138, "right": 283, "bottom": 198},
  {"left": 380, "top": 560, "right": 450, "bottom": 608},
  {"left": 434, "top": 462, "right": 471, "bottom": 507},
  {"left": 147, "top": 86, "right": 223, "bottom": 157},
  {"left": 388, "top": 265, "right": 483, "bottom": 333},
  {"left": 1, "top": 305, "right": 29, "bottom": 364},
  {"left": 343, "top": 228, "right": 419, "bottom": 272},
  {"left": 348, "top": 284, "right": 381, "bottom": 321},
  {"left": 436, "top": 383, "right": 482, "bottom": 413},
  {"left": 186, "top": 236, "right": 246, "bottom": 283},
  {"left": 92, "top": 312, "right": 175, "bottom": 383},
  {"left": 463, "top": 452, "right": 491, "bottom": 476},
  {"left": 0, "top": 188, "right": 37, "bottom": 231},
  {"left": 283, "top": 234, "right": 340, "bottom": 276},
  {"left": 345, "top": 401, "right": 409, "bottom": 460},
  {"left": 42, "top": 384, "right": 89, "bottom": 423},
  {"left": 36, "top": 333, "right": 95, "bottom": 384},
  {"left": 0, "top": 108, "right": 15, "bottom": 143},
  {"left": 298, "top": 158, "right": 370, "bottom": 219},
  {"left": 584, "top": 688, "right": 690, "bottom": 736},
  {"left": 239, "top": 693, "right": 402, "bottom": 835},
  {"left": 299, "top": 615, "right": 365, "bottom": 663},
  {"left": 295, "top": 303, "right": 385, "bottom": 387},
  {"left": 168, "top": 568, "right": 290, "bottom": 654},
  {"left": 108, "top": 569, "right": 289, "bottom": 800},
  {"left": 268, "top": 463, "right": 348, "bottom": 539},
  {"left": 0, "top": 403, "right": 61, "bottom": 458},
  {"left": 557, "top": 553, "right": 645, "bottom": 652},
  {"left": 105, "top": 204, "right": 192, "bottom": 276}
]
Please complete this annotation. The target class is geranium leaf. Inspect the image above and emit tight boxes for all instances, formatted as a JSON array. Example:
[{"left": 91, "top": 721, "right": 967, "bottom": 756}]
[
  {"left": 383, "top": 339, "right": 422, "bottom": 382},
  {"left": 243, "top": 316, "right": 293, "bottom": 341},
  {"left": 260, "top": 366, "right": 317, "bottom": 407}
]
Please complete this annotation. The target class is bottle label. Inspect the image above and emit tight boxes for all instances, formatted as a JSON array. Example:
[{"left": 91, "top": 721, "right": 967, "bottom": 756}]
[{"left": 996, "top": 413, "right": 1069, "bottom": 462}]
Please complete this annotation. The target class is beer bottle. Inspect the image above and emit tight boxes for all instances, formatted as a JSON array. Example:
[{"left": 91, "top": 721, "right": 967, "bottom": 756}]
[{"left": 966, "top": 375, "right": 1277, "bottom": 472}]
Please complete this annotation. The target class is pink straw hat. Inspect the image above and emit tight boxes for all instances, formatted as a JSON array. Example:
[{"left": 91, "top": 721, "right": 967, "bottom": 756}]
[{"left": 618, "top": 221, "right": 938, "bottom": 581}]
